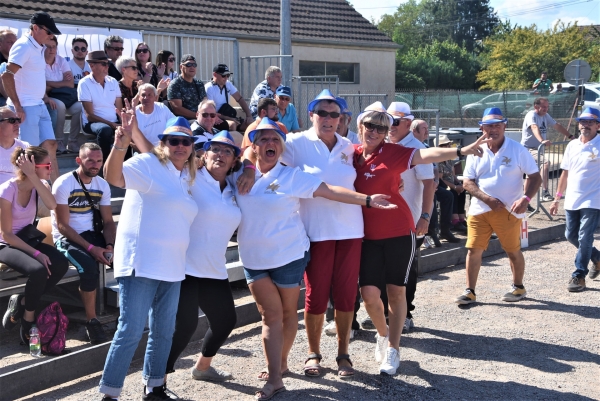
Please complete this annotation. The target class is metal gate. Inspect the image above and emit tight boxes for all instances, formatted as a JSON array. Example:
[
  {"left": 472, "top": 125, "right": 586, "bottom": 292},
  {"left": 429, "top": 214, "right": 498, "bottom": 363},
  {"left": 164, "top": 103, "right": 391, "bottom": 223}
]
[
  {"left": 292, "top": 75, "right": 339, "bottom": 129},
  {"left": 239, "top": 55, "right": 294, "bottom": 100}
]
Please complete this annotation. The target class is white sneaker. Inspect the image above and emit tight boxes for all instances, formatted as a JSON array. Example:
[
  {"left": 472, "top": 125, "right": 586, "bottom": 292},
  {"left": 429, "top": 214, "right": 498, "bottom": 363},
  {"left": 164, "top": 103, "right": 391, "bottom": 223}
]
[
  {"left": 324, "top": 321, "right": 337, "bottom": 336},
  {"left": 374, "top": 326, "right": 389, "bottom": 362},
  {"left": 379, "top": 347, "right": 400, "bottom": 375}
]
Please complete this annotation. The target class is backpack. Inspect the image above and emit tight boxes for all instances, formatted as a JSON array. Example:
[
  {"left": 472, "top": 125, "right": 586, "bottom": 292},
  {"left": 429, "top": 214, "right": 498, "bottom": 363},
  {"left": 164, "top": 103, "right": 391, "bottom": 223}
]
[{"left": 36, "top": 301, "right": 69, "bottom": 355}]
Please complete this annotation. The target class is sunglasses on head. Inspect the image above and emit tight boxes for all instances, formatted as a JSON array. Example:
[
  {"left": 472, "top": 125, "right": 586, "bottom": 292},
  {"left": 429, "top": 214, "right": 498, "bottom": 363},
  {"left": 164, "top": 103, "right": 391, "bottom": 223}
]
[
  {"left": 0, "top": 117, "right": 21, "bottom": 124},
  {"left": 136, "top": 48, "right": 149, "bottom": 54},
  {"left": 166, "top": 137, "right": 193, "bottom": 147},
  {"left": 363, "top": 122, "right": 388, "bottom": 134},
  {"left": 124, "top": 65, "right": 139, "bottom": 71},
  {"left": 183, "top": 63, "right": 197, "bottom": 68},
  {"left": 35, "top": 162, "right": 52, "bottom": 170},
  {"left": 110, "top": 46, "right": 125, "bottom": 51},
  {"left": 201, "top": 113, "right": 217, "bottom": 118},
  {"left": 73, "top": 46, "right": 87, "bottom": 52},
  {"left": 314, "top": 110, "right": 341, "bottom": 119}
]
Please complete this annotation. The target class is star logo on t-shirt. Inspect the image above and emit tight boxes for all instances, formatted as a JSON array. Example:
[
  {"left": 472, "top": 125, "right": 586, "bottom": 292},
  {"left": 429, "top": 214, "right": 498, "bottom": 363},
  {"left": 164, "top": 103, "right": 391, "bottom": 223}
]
[
  {"left": 340, "top": 153, "right": 348, "bottom": 162},
  {"left": 585, "top": 148, "right": 598, "bottom": 161}
]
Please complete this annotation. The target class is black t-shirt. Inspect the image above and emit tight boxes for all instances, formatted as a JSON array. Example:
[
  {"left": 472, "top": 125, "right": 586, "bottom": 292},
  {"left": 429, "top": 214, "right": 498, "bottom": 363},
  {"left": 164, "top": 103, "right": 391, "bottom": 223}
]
[
  {"left": 108, "top": 62, "right": 122, "bottom": 81},
  {"left": 0, "top": 53, "right": 8, "bottom": 65}
]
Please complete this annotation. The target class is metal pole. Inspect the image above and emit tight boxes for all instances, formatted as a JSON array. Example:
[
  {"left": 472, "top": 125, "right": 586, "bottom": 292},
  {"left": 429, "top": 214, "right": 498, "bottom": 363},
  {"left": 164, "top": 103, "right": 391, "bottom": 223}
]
[
  {"left": 280, "top": 0, "right": 293, "bottom": 87},
  {"left": 435, "top": 111, "right": 440, "bottom": 147}
]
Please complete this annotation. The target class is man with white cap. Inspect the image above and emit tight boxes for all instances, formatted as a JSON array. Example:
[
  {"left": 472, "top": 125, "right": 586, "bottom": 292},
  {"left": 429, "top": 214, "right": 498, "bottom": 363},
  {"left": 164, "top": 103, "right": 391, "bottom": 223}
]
[
  {"left": 550, "top": 107, "right": 600, "bottom": 292},
  {"left": 456, "top": 107, "right": 541, "bottom": 305}
]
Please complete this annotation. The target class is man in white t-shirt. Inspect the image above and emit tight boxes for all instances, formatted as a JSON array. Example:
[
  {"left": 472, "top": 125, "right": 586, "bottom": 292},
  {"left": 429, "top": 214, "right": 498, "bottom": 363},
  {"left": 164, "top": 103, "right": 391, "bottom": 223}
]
[
  {"left": 550, "top": 107, "right": 600, "bottom": 292},
  {"left": 68, "top": 37, "right": 91, "bottom": 86},
  {"left": 52, "top": 142, "right": 116, "bottom": 344},
  {"left": 134, "top": 83, "right": 174, "bottom": 147},
  {"left": 0, "top": 106, "right": 29, "bottom": 185},
  {"left": 456, "top": 107, "right": 541, "bottom": 305},
  {"left": 1, "top": 12, "right": 61, "bottom": 182}
]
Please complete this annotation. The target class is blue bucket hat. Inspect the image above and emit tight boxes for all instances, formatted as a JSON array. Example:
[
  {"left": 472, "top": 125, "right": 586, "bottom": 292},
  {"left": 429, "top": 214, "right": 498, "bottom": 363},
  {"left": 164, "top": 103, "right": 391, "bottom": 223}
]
[
  {"left": 307, "top": 89, "right": 344, "bottom": 112},
  {"left": 336, "top": 97, "right": 352, "bottom": 116},
  {"left": 479, "top": 107, "right": 508, "bottom": 125},
  {"left": 158, "top": 117, "right": 199, "bottom": 142},
  {"left": 202, "top": 130, "right": 241, "bottom": 157},
  {"left": 275, "top": 86, "right": 292, "bottom": 97},
  {"left": 576, "top": 107, "right": 600, "bottom": 122},
  {"left": 248, "top": 117, "right": 286, "bottom": 143}
]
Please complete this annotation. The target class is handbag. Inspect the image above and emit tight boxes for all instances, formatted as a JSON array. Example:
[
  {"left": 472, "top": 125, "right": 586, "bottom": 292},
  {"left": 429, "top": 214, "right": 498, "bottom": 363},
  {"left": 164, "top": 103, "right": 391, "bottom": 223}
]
[
  {"left": 72, "top": 171, "right": 104, "bottom": 234},
  {"left": 217, "top": 84, "right": 238, "bottom": 119},
  {"left": 48, "top": 87, "right": 78, "bottom": 109},
  {"left": 16, "top": 191, "right": 46, "bottom": 248}
]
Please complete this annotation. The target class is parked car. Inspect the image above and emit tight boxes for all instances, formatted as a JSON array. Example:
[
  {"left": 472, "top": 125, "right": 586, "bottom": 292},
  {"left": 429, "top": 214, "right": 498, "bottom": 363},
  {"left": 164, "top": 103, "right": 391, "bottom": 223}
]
[
  {"left": 461, "top": 92, "right": 533, "bottom": 118},
  {"left": 556, "top": 82, "right": 600, "bottom": 109},
  {"left": 521, "top": 90, "right": 578, "bottom": 118}
]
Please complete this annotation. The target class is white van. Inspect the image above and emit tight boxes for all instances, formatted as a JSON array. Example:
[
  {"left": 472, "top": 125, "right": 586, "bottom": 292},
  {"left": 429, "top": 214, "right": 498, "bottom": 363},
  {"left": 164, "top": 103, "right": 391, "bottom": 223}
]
[{"left": 557, "top": 82, "right": 600, "bottom": 108}]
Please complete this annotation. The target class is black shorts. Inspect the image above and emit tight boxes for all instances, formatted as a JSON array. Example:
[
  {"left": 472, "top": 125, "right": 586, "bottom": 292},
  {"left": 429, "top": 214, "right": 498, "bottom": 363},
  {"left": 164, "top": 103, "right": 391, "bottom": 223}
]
[{"left": 359, "top": 233, "right": 416, "bottom": 288}]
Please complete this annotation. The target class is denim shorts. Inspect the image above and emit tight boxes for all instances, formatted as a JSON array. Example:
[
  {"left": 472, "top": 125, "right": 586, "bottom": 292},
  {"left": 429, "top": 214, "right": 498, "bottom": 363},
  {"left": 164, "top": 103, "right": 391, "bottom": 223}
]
[{"left": 243, "top": 251, "right": 310, "bottom": 288}]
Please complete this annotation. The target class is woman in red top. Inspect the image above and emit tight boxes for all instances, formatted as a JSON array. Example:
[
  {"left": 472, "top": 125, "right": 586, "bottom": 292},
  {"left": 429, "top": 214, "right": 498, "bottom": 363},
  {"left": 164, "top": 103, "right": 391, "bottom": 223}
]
[{"left": 353, "top": 102, "right": 489, "bottom": 375}]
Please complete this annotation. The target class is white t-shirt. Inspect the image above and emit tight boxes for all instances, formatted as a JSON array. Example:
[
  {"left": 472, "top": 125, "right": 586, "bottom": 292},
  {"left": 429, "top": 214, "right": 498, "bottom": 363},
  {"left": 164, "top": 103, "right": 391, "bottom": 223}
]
[
  {"left": 164, "top": 71, "right": 178, "bottom": 81},
  {"left": 464, "top": 137, "right": 539, "bottom": 218},
  {"left": 114, "top": 153, "right": 198, "bottom": 281},
  {"left": 281, "top": 128, "right": 364, "bottom": 241},
  {"left": 7, "top": 35, "right": 46, "bottom": 107},
  {"left": 45, "top": 54, "right": 70, "bottom": 82},
  {"left": 230, "top": 163, "right": 322, "bottom": 270},
  {"left": 397, "top": 133, "right": 434, "bottom": 225},
  {"left": 186, "top": 168, "right": 241, "bottom": 279},
  {"left": 345, "top": 130, "right": 360, "bottom": 145},
  {"left": 78, "top": 74, "right": 121, "bottom": 125},
  {"left": 51, "top": 172, "right": 112, "bottom": 242},
  {"left": 560, "top": 134, "right": 600, "bottom": 211},
  {"left": 204, "top": 81, "right": 238, "bottom": 111},
  {"left": 69, "top": 59, "right": 91, "bottom": 85},
  {"left": 521, "top": 110, "right": 557, "bottom": 148},
  {"left": 135, "top": 103, "right": 175, "bottom": 146},
  {"left": 0, "top": 139, "right": 29, "bottom": 186}
]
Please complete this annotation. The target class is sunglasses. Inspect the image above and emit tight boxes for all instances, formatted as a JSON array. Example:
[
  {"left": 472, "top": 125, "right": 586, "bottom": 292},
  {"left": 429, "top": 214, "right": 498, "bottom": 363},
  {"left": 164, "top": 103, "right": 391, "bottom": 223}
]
[
  {"left": 91, "top": 62, "right": 109, "bottom": 67},
  {"left": 278, "top": 96, "right": 291, "bottom": 101},
  {"left": 136, "top": 48, "right": 149, "bottom": 54},
  {"left": 124, "top": 65, "right": 139, "bottom": 71},
  {"left": 38, "top": 25, "right": 53, "bottom": 35},
  {"left": 183, "top": 63, "right": 197, "bottom": 68},
  {"left": 109, "top": 46, "right": 125, "bottom": 51},
  {"left": 392, "top": 118, "right": 402, "bottom": 127},
  {"left": 314, "top": 110, "right": 341, "bottom": 119},
  {"left": 168, "top": 58, "right": 175, "bottom": 62},
  {"left": 209, "top": 146, "right": 235, "bottom": 157},
  {"left": 201, "top": 113, "right": 217, "bottom": 118},
  {"left": 220, "top": 74, "right": 231, "bottom": 78},
  {"left": 73, "top": 46, "right": 87, "bottom": 52},
  {"left": 0, "top": 117, "right": 21, "bottom": 124},
  {"left": 35, "top": 163, "right": 52, "bottom": 170},
  {"left": 363, "top": 122, "right": 388, "bottom": 134},
  {"left": 166, "top": 137, "right": 193, "bottom": 147}
]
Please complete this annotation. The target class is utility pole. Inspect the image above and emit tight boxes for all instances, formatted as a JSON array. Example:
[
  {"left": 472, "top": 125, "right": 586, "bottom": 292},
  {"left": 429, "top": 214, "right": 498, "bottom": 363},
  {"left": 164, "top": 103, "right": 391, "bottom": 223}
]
[{"left": 280, "top": 0, "right": 292, "bottom": 87}]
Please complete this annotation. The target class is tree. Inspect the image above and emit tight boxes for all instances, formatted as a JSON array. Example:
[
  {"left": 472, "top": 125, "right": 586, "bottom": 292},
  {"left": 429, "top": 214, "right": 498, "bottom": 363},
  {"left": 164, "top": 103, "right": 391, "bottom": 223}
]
[{"left": 377, "top": 0, "right": 432, "bottom": 51}]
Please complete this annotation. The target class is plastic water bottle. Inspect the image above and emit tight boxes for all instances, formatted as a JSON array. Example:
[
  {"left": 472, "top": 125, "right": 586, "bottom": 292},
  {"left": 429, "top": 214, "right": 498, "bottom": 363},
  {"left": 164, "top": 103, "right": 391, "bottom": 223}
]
[{"left": 29, "top": 325, "right": 41, "bottom": 357}]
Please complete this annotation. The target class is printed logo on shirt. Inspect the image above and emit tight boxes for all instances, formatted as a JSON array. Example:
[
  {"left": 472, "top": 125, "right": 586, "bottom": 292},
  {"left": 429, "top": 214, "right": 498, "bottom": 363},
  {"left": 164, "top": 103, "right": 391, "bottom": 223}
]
[
  {"left": 340, "top": 152, "right": 351, "bottom": 166},
  {"left": 265, "top": 181, "right": 280, "bottom": 194},
  {"left": 68, "top": 190, "right": 103, "bottom": 214},
  {"left": 501, "top": 156, "right": 512, "bottom": 166},
  {"left": 231, "top": 195, "right": 237, "bottom": 206},
  {"left": 584, "top": 148, "right": 598, "bottom": 161},
  {"left": 364, "top": 172, "right": 376, "bottom": 180}
]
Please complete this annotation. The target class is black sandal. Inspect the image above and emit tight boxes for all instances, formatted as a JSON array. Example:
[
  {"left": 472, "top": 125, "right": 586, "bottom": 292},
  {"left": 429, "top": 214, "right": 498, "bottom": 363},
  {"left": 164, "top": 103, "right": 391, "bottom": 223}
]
[
  {"left": 336, "top": 354, "right": 355, "bottom": 380},
  {"left": 303, "top": 353, "right": 323, "bottom": 377}
]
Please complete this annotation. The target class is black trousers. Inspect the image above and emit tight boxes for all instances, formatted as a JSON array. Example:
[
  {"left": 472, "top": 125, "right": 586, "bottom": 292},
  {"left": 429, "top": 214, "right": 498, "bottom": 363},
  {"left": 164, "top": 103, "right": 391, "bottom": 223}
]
[
  {"left": 436, "top": 187, "right": 454, "bottom": 231},
  {"left": 451, "top": 188, "right": 467, "bottom": 215},
  {"left": 166, "top": 275, "right": 237, "bottom": 373}
]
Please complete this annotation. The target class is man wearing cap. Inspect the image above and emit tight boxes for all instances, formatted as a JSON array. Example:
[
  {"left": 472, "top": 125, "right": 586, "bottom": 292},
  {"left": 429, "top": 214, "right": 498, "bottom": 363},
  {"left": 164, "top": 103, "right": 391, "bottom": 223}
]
[
  {"left": 1, "top": 12, "right": 61, "bottom": 181},
  {"left": 249, "top": 66, "right": 283, "bottom": 119},
  {"left": 521, "top": 97, "right": 573, "bottom": 202},
  {"left": 550, "top": 107, "right": 600, "bottom": 292},
  {"left": 104, "top": 35, "right": 124, "bottom": 81},
  {"left": 275, "top": 86, "right": 300, "bottom": 133},
  {"left": 456, "top": 107, "right": 541, "bottom": 305},
  {"left": 167, "top": 55, "right": 207, "bottom": 121},
  {"left": 78, "top": 51, "right": 123, "bottom": 161},
  {"left": 336, "top": 97, "right": 359, "bottom": 144},
  {"left": 241, "top": 98, "right": 288, "bottom": 149},
  {"left": 204, "top": 63, "right": 252, "bottom": 132}
]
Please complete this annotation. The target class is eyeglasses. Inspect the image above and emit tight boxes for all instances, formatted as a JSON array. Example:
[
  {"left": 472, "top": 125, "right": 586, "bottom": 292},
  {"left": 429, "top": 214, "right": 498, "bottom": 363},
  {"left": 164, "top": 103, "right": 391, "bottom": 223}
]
[
  {"left": 35, "top": 163, "right": 52, "bottom": 170},
  {"left": 183, "top": 63, "right": 197, "bottom": 68},
  {"left": 314, "top": 110, "right": 341, "bottom": 119},
  {"left": 73, "top": 46, "right": 87, "bottom": 52},
  {"left": 136, "top": 48, "right": 149, "bottom": 54},
  {"left": 124, "top": 65, "right": 139, "bottom": 71},
  {"left": 166, "top": 137, "right": 193, "bottom": 147},
  {"left": 201, "top": 113, "right": 217, "bottom": 118},
  {"left": 220, "top": 74, "right": 230, "bottom": 78},
  {"left": 168, "top": 58, "right": 175, "bottom": 62},
  {"left": 579, "top": 120, "right": 597, "bottom": 125},
  {"left": 109, "top": 46, "right": 125, "bottom": 52},
  {"left": 92, "top": 62, "right": 109, "bottom": 67},
  {"left": 278, "top": 96, "right": 291, "bottom": 102},
  {"left": 0, "top": 117, "right": 21, "bottom": 124},
  {"left": 208, "top": 146, "right": 235, "bottom": 157},
  {"left": 363, "top": 122, "right": 388, "bottom": 135},
  {"left": 37, "top": 25, "right": 53, "bottom": 35}
]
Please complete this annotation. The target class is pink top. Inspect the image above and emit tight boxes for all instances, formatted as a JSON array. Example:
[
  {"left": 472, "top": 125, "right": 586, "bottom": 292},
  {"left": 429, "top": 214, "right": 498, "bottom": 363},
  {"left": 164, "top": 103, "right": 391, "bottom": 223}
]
[{"left": 0, "top": 178, "right": 36, "bottom": 243}]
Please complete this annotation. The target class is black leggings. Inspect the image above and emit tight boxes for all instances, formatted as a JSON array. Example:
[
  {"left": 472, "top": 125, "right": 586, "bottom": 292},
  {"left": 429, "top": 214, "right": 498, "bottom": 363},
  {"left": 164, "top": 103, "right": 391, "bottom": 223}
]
[
  {"left": 451, "top": 188, "right": 466, "bottom": 215},
  {"left": 0, "top": 243, "right": 69, "bottom": 311},
  {"left": 166, "top": 275, "right": 237, "bottom": 373}
]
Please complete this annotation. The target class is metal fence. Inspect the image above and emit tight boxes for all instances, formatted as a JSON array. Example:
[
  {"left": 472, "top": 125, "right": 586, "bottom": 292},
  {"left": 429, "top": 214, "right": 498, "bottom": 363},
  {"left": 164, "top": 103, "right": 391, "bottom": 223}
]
[
  {"left": 239, "top": 55, "right": 293, "bottom": 100},
  {"left": 528, "top": 140, "right": 569, "bottom": 220},
  {"left": 338, "top": 93, "right": 389, "bottom": 133}
]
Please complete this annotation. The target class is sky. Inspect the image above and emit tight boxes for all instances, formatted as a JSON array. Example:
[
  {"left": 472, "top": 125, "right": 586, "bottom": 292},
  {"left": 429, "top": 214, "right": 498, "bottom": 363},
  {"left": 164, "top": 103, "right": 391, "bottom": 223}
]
[{"left": 349, "top": 0, "right": 600, "bottom": 29}]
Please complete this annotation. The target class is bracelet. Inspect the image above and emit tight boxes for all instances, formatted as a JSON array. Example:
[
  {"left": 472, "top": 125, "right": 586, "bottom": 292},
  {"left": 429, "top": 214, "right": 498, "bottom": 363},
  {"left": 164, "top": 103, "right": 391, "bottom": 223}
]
[
  {"left": 556, "top": 192, "right": 563, "bottom": 199},
  {"left": 32, "top": 250, "right": 41, "bottom": 257},
  {"left": 87, "top": 244, "right": 94, "bottom": 252},
  {"left": 456, "top": 146, "right": 463, "bottom": 157},
  {"left": 244, "top": 164, "right": 256, "bottom": 171},
  {"left": 111, "top": 144, "right": 127, "bottom": 152},
  {"left": 366, "top": 195, "right": 372, "bottom": 208},
  {"left": 522, "top": 195, "right": 531, "bottom": 202}
]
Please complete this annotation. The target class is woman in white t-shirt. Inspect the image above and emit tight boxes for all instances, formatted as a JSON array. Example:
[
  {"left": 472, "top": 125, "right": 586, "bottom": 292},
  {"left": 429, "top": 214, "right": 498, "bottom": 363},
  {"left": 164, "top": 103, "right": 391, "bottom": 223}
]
[
  {"left": 237, "top": 118, "right": 395, "bottom": 400},
  {"left": 99, "top": 116, "right": 199, "bottom": 400}
]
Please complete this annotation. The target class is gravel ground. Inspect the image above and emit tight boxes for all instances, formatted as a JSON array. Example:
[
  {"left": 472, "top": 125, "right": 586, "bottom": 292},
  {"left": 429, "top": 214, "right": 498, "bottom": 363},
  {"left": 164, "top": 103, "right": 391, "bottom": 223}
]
[{"left": 13, "top": 230, "right": 600, "bottom": 401}]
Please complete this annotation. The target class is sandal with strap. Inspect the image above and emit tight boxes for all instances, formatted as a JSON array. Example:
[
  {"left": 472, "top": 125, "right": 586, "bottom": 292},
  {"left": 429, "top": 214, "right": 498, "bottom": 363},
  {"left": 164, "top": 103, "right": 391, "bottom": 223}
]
[
  {"left": 258, "top": 368, "right": 290, "bottom": 381},
  {"left": 255, "top": 383, "right": 286, "bottom": 401},
  {"left": 336, "top": 354, "right": 355, "bottom": 380},
  {"left": 303, "top": 353, "right": 323, "bottom": 377}
]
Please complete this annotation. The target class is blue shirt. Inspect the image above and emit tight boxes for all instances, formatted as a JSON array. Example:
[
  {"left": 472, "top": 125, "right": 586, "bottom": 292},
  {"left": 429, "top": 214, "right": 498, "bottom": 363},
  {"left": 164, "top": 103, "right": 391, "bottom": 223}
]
[{"left": 277, "top": 103, "right": 300, "bottom": 132}]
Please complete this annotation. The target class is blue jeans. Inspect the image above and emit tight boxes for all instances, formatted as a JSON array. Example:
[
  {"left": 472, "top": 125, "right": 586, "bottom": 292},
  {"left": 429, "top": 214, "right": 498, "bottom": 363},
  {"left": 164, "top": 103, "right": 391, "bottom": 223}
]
[
  {"left": 83, "top": 122, "right": 114, "bottom": 160},
  {"left": 9, "top": 103, "right": 55, "bottom": 146},
  {"left": 565, "top": 208, "right": 600, "bottom": 279},
  {"left": 99, "top": 273, "right": 181, "bottom": 397}
]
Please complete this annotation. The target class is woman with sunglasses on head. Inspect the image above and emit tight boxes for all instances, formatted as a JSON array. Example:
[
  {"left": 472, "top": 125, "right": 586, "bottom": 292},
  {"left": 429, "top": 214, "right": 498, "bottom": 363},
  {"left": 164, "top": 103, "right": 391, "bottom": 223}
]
[
  {"left": 353, "top": 102, "right": 490, "bottom": 376},
  {"left": 0, "top": 146, "right": 68, "bottom": 344},
  {"left": 99, "top": 116, "right": 199, "bottom": 401}
]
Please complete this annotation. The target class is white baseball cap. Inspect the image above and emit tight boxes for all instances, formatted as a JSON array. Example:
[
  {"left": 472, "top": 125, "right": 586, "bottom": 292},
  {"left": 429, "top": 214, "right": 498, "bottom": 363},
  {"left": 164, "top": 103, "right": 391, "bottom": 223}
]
[
  {"left": 356, "top": 101, "right": 394, "bottom": 126},
  {"left": 387, "top": 102, "right": 414, "bottom": 121}
]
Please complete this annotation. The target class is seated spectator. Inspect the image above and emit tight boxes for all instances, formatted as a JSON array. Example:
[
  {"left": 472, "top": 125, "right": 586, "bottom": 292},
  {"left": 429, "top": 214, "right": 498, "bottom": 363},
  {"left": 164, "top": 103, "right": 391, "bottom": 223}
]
[
  {"left": 190, "top": 99, "right": 243, "bottom": 148},
  {"left": 434, "top": 135, "right": 460, "bottom": 243},
  {"left": 134, "top": 83, "right": 175, "bottom": 146},
  {"left": 0, "top": 146, "right": 68, "bottom": 344},
  {"left": 411, "top": 119, "right": 430, "bottom": 144},
  {"left": 52, "top": 142, "right": 116, "bottom": 344},
  {"left": 104, "top": 35, "right": 124, "bottom": 81},
  {"left": 135, "top": 42, "right": 164, "bottom": 87},
  {"left": 44, "top": 36, "right": 82, "bottom": 154},
  {"left": 438, "top": 136, "right": 467, "bottom": 232},
  {"left": 204, "top": 63, "right": 253, "bottom": 132},
  {"left": 335, "top": 97, "right": 359, "bottom": 144},
  {"left": 275, "top": 86, "right": 301, "bottom": 133},
  {"left": 0, "top": 30, "right": 17, "bottom": 107},
  {"left": 78, "top": 51, "right": 123, "bottom": 161},
  {"left": 156, "top": 50, "right": 178, "bottom": 81},
  {"left": 69, "top": 37, "right": 91, "bottom": 87},
  {"left": 241, "top": 98, "right": 288, "bottom": 149},
  {"left": 167, "top": 54, "right": 207, "bottom": 120},
  {"left": 115, "top": 57, "right": 139, "bottom": 106},
  {"left": 0, "top": 106, "right": 29, "bottom": 185},
  {"left": 249, "top": 66, "right": 282, "bottom": 118}
]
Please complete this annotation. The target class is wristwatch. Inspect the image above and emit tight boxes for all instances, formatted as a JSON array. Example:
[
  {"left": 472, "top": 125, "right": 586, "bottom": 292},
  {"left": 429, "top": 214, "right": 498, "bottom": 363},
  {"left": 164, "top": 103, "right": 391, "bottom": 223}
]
[
  {"left": 420, "top": 213, "right": 430, "bottom": 221},
  {"left": 456, "top": 145, "right": 463, "bottom": 157}
]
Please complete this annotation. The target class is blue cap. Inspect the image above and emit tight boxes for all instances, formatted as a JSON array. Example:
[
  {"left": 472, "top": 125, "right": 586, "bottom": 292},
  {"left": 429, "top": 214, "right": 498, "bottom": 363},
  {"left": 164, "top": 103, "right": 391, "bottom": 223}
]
[
  {"left": 479, "top": 107, "right": 508, "bottom": 125},
  {"left": 158, "top": 117, "right": 199, "bottom": 141},
  {"left": 275, "top": 86, "right": 292, "bottom": 97},
  {"left": 576, "top": 107, "right": 600, "bottom": 122},
  {"left": 248, "top": 117, "right": 286, "bottom": 143},
  {"left": 336, "top": 97, "right": 352, "bottom": 116},
  {"left": 307, "top": 89, "right": 344, "bottom": 112},
  {"left": 202, "top": 130, "right": 241, "bottom": 156}
]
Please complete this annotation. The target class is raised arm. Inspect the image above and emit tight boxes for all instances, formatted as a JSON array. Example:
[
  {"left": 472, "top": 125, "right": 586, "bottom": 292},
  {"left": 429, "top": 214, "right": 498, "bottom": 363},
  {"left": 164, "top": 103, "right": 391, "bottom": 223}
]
[
  {"left": 103, "top": 126, "right": 131, "bottom": 188},
  {"left": 412, "top": 133, "right": 490, "bottom": 165},
  {"left": 313, "top": 182, "right": 397, "bottom": 209}
]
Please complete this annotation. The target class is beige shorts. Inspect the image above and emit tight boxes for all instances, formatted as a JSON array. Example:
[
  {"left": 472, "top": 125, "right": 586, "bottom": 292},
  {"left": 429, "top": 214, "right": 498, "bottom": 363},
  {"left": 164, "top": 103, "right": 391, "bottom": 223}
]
[{"left": 527, "top": 147, "right": 546, "bottom": 164}]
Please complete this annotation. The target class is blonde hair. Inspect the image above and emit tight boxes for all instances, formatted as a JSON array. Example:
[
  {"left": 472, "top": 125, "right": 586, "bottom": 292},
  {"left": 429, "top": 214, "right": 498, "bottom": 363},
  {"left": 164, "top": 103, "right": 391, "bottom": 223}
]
[
  {"left": 151, "top": 141, "right": 197, "bottom": 185},
  {"left": 361, "top": 111, "right": 391, "bottom": 129},
  {"left": 11, "top": 146, "right": 49, "bottom": 180},
  {"left": 252, "top": 129, "right": 286, "bottom": 153}
]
